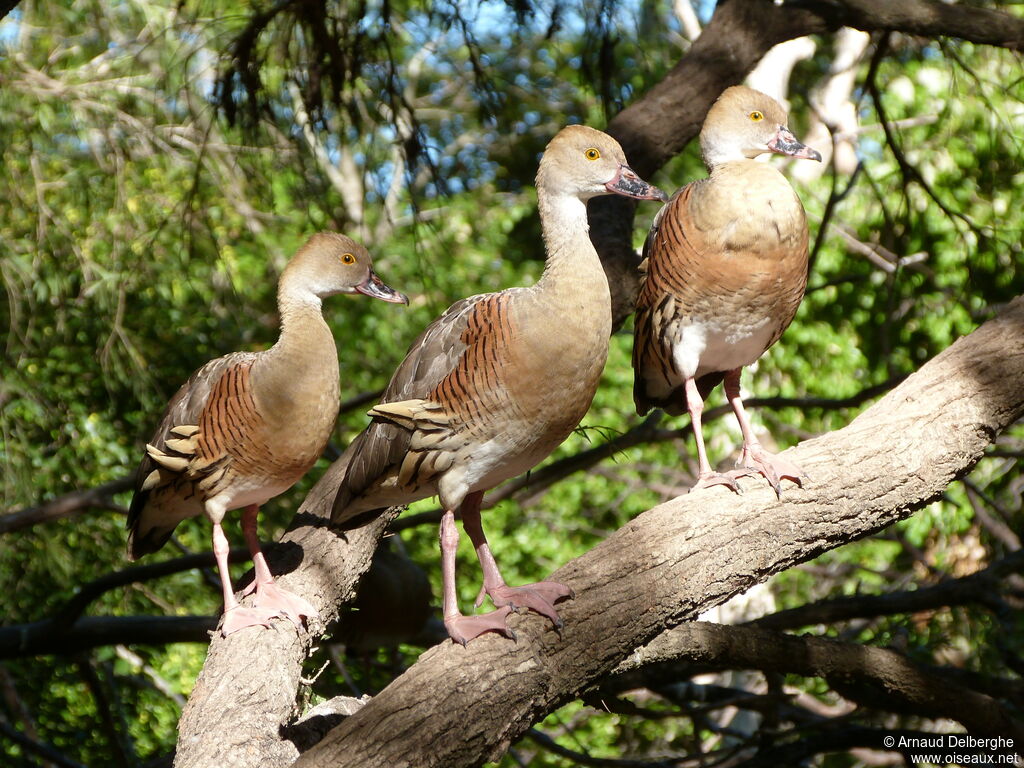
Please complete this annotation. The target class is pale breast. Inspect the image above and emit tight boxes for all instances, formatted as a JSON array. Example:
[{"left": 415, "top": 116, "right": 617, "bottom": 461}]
[
  {"left": 507, "top": 289, "right": 611, "bottom": 439},
  {"left": 639, "top": 160, "right": 809, "bottom": 386}
]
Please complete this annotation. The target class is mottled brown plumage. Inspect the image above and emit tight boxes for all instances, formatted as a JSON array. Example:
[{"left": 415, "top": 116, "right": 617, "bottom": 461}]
[
  {"left": 127, "top": 233, "right": 406, "bottom": 635},
  {"left": 633, "top": 86, "right": 820, "bottom": 495},
  {"left": 332, "top": 125, "right": 666, "bottom": 644}
]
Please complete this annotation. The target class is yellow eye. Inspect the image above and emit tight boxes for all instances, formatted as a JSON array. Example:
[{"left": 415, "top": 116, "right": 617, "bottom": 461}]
[
  {"left": 749, "top": 111, "right": 764, "bottom": 122},
  {"left": 584, "top": 148, "right": 601, "bottom": 160},
  {"left": 340, "top": 253, "right": 356, "bottom": 265}
]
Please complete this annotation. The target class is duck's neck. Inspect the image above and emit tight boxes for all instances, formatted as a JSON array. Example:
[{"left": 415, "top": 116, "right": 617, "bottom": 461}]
[
  {"left": 535, "top": 193, "right": 609, "bottom": 299},
  {"left": 276, "top": 290, "right": 330, "bottom": 345},
  {"left": 260, "top": 286, "right": 340, "bottom": 402}
]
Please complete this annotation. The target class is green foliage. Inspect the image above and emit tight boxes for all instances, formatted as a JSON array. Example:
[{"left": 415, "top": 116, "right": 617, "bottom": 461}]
[{"left": 1, "top": 0, "right": 1022, "bottom": 765}]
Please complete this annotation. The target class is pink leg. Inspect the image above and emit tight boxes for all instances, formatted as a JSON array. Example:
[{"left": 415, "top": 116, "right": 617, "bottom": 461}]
[
  {"left": 724, "top": 369, "right": 805, "bottom": 496},
  {"left": 212, "top": 521, "right": 240, "bottom": 612},
  {"left": 238, "top": 505, "right": 317, "bottom": 630},
  {"left": 684, "top": 377, "right": 740, "bottom": 493},
  {"left": 440, "top": 504, "right": 513, "bottom": 645},
  {"left": 461, "top": 492, "right": 573, "bottom": 631},
  {"left": 212, "top": 519, "right": 275, "bottom": 636}
]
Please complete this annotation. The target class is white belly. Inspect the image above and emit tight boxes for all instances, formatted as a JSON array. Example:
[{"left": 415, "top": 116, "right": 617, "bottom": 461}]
[
  {"left": 204, "top": 478, "right": 291, "bottom": 523},
  {"left": 671, "top": 316, "right": 774, "bottom": 381}
]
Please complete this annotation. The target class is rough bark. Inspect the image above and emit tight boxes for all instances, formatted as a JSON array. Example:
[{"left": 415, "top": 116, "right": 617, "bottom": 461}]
[{"left": 294, "top": 298, "right": 1024, "bottom": 767}]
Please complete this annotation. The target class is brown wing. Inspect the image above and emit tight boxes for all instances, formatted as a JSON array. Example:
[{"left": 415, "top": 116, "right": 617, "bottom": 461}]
[
  {"left": 126, "top": 352, "right": 257, "bottom": 558},
  {"left": 633, "top": 184, "right": 722, "bottom": 416},
  {"left": 331, "top": 294, "right": 494, "bottom": 525}
]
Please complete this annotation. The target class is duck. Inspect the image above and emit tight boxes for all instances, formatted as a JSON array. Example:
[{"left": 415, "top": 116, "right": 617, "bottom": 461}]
[
  {"left": 332, "top": 125, "right": 666, "bottom": 645},
  {"left": 126, "top": 233, "right": 407, "bottom": 635},
  {"left": 632, "top": 85, "right": 821, "bottom": 496}
]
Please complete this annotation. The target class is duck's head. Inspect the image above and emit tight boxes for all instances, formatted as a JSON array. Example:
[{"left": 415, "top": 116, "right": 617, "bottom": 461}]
[
  {"left": 537, "top": 124, "right": 667, "bottom": 203},
  {"left": 700, "top": 85, "right": 822, "bottom": 169},
  {"left": 284, "top": 232, "right": 408, "bottom": 304}
]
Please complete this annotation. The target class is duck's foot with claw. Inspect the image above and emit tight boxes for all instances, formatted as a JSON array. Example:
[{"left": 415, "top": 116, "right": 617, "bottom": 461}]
[
  {"left": 445, "top": 605, "right": 515, "bottom": 646},
  {"left": 479, "top": 581, "right": 574, "bottom": 628},
  {"left": 691, "top": 471, "right": 742, "bottom": 494},
  {"left": 221, "top": 605, "right": 284, "bottom": 636},
  {"left": 731, "top": 444, "right": 805, "bottom": 497},
  {"left": 251, "top": 581, "right": 318, "bottom": 629}
]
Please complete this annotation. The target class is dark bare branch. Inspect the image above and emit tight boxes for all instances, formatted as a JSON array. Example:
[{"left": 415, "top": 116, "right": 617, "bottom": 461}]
[
  {"left": 749, "top": 549, "right": 1024, "bottom": 631},
  {"left": 525, "top": 728, "right": 681, "bottom": 768},
  {"left": 0, "top": 718, "right": 87, "bottom": 768},
  {"left": 608, "top": 621, "right": 1024, "bottom": 744},
  {"left": 0, "top": 617, "right": 216, "bottom": 659},
  {"left": 0, "top": 0, "right": 19, "bottom": 24},
  {"left": 0, "top": 476, "right": 132, "bottom": 535},
  {"left": 835, "top": 0, "right": 1024, "bottom": 50},
  {"left": 732, "top": 726, "right": 970, "bottom": 768}
]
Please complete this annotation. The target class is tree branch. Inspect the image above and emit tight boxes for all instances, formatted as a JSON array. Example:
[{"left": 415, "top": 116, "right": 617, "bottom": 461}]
[
  {"left": 749, "top": 548, "right": 1024, "bottom": 631},
  {"left": 172, "top": 460, "right": 398, "bottom": 768},
  {"left": 0, "top": 718, "right": 87, "bottom": 768},
  {"left": 392, "top": 376, "right": 904, "bottom": 533},
  {"left": 0, "top": 476, "right": 133, "bottom": 535},
  {"left": 834, "top": 0, "right": 1024, "bottom": 51},
  {"left": 290, "top": 298, "right": 1024, "bottom": 767},
  {"left": 606, "top": 621, "right": 1024, "bottom": 745},
  {"left": 166, "top": 3, "right": 1024, "bottom": 763},
  {"left": 0, "top": 617, "right": 216, "bottom": 658},
  {"left": 524, "top": 727, "right": 682, "bottom": 768}
]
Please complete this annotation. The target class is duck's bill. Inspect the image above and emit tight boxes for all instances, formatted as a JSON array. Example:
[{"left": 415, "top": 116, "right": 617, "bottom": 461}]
[
  {"left": 606, "top": 165, "right": 669, "bottom": 202},
  {"left": 357, "top": 271, "right": 409, "bottom": 304},
  {"left": 768, "top": 126, "right": 822, "bottom": 161}
]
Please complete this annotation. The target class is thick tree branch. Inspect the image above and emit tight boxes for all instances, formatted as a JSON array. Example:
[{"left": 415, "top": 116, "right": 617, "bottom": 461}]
[
  {"left": 391, "top": 375, "right": 903, "bottom": 534},
  {"left": 294, "top": 298, "right": 1024, "bottom": 767},
  {"left": 169, "top": 4, "right": 1024, "bottom": 764},
  {"left": 835, "top": 0, "right": 1024, "bottom": 50},
  {"left": 607, "top": 621, "right": 1024, "bottom": 745}
]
